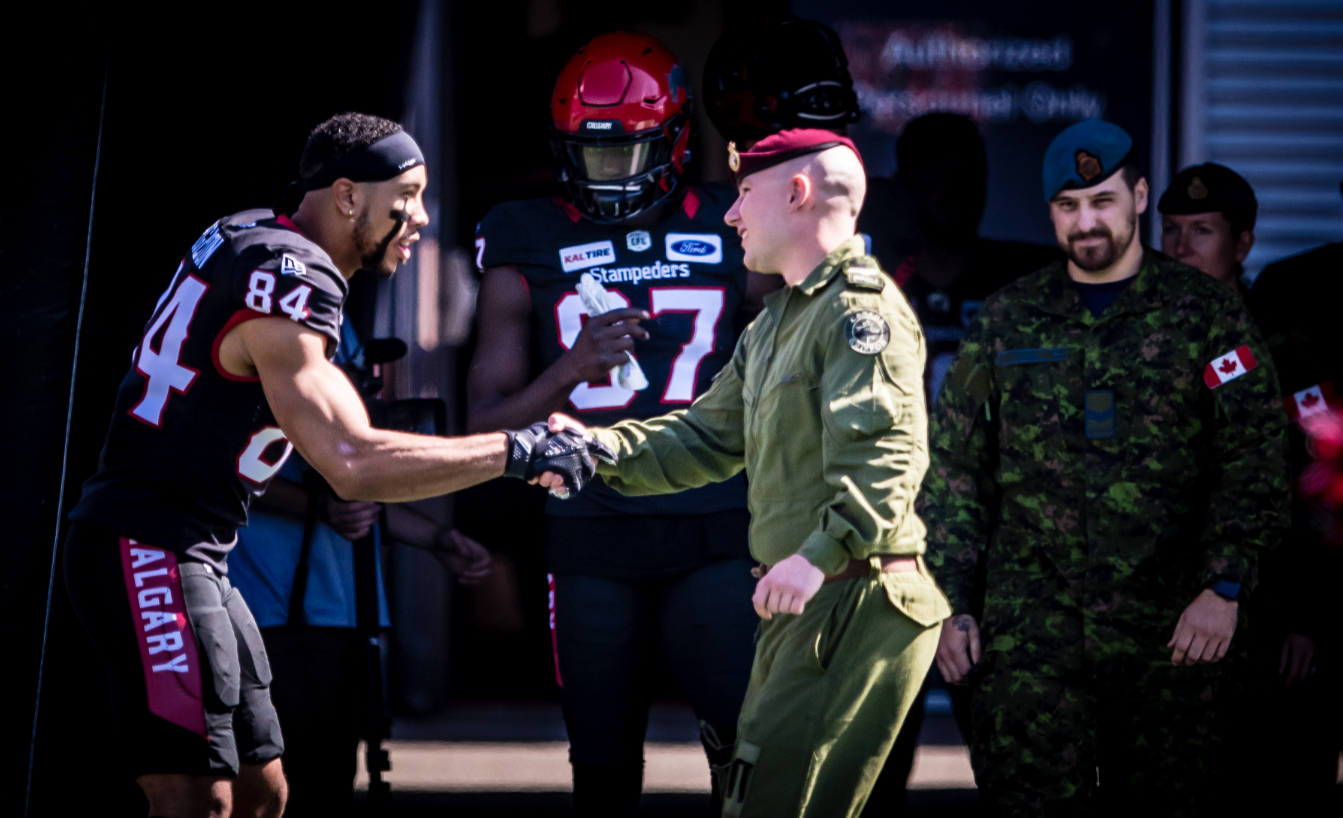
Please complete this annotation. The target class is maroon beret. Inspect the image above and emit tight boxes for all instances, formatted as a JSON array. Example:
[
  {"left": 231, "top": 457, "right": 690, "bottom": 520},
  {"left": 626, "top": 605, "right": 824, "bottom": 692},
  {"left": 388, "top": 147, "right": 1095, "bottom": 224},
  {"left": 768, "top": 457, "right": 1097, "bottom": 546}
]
[{"left": 728, "top": 128, "right": 864, "bottom": 181}]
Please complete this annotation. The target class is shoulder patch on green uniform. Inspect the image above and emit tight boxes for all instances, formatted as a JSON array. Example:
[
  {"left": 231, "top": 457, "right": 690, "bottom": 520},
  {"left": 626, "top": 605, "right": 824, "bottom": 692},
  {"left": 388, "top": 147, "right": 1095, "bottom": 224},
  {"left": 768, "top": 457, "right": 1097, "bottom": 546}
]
[
  {"left": 843, "top": 257, "right": 886, "bottom": 291},
  {"left": 951, "top": 355, "right": 992, "bottom": 405},
  {"left": 844, "top": 310, "right": 890, "bottom": 354}
]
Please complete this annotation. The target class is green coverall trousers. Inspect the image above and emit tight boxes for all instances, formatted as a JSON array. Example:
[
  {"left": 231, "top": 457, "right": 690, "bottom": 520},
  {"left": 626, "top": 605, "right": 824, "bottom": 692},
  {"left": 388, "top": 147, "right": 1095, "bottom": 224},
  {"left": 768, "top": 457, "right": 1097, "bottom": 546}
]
[{"left": 722, "top": 561, "right": 947, "bottom": 818}]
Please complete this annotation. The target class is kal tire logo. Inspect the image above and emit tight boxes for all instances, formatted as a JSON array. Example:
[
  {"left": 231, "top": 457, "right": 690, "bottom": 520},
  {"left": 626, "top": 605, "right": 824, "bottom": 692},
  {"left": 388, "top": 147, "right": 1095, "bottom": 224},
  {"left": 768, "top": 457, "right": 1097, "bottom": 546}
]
[
  {"left": 665, "top": 233, "right": 723, "bottom": 264},
  {"left": 626, "top": 230, "right": 652, "bottom": 252},
  {"left": 559, "top": 240, "right": 616, "bottom": 273}
]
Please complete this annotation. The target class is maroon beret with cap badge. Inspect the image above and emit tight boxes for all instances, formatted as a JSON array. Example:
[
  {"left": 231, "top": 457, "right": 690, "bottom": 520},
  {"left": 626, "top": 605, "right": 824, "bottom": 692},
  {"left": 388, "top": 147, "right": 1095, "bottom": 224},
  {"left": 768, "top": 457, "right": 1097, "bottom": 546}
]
[{"left": 729, "top": 128, "right": 864, "bottom": 181}]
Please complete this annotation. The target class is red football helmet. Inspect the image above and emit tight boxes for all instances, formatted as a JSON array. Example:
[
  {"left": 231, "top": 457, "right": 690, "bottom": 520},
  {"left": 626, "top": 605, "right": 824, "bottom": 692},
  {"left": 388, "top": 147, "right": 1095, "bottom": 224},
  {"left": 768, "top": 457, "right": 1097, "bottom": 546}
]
[{"left": 551, "top": 32, "right": 692, "bottom": 223}]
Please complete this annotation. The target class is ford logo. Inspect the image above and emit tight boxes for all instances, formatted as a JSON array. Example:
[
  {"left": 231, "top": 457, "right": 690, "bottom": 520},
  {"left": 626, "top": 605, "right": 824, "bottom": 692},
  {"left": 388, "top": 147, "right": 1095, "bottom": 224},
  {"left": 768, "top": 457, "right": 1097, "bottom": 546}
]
[{"left": 670, "top": 240, "right": 714, "bottom": 256}]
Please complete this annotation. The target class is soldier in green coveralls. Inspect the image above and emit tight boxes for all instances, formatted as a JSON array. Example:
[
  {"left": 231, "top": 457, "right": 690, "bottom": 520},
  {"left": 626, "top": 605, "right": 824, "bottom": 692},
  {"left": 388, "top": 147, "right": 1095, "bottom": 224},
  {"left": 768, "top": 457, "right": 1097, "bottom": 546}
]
[
  {"left": 538, "top": 128, "right": 950, "bottom": 818},
  {"left": 925, "top": 119, "right": 1291, "bottom": 814}
]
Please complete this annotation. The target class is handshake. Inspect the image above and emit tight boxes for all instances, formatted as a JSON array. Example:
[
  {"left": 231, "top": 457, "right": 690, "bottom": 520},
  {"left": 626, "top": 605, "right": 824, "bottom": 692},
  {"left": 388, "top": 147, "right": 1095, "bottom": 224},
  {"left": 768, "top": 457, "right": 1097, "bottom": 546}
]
[{"left": 502, "top": 415, "right": 614, "bottom": 499}]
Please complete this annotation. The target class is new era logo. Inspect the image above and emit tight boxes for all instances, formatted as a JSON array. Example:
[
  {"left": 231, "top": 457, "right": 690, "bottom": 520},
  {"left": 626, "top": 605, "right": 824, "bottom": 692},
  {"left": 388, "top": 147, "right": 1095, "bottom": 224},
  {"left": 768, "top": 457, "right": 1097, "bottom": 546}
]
[{"left": 280, "top": 254, "right": 307, "bottom": 277}]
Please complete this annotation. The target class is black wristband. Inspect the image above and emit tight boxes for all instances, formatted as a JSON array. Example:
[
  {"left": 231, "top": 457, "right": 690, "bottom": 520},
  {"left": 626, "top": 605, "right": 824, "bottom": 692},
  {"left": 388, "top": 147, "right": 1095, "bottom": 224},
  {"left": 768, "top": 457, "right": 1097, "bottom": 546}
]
[{"left": 502, "top": 424, "right": 547, "bottom": 480}]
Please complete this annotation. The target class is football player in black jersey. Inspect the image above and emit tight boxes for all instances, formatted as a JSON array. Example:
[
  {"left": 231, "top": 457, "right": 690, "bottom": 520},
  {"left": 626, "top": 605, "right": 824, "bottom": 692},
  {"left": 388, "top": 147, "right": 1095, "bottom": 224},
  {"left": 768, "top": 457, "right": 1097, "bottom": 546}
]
[
  {"left": 703, "top": 16, "right": 920, "bottom": 272},
  {"left": 65, "top": 113, "right": 609, "bottom": 818},
  {"left": 467, "top": 33, "right": 777, "bottom": 814}
]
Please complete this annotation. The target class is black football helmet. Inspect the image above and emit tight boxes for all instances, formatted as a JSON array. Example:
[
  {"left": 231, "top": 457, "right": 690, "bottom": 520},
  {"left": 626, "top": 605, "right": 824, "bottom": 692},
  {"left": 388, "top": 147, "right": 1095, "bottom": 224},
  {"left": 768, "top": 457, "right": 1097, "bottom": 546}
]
[{"left": 704, "top": 18, "right": 861, "bottom": 146}]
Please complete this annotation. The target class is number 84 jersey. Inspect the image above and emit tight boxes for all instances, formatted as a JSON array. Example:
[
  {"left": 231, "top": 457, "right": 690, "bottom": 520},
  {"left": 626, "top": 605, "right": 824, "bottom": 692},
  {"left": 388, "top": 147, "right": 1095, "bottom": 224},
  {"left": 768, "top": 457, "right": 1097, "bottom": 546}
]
[{"left": 71, "top": 209, "right": 347, "bottom": 565}]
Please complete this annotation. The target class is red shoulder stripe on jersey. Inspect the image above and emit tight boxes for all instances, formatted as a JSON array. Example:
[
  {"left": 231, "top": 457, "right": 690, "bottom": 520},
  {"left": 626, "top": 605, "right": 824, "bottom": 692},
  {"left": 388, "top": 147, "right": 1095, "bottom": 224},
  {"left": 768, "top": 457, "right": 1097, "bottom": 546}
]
[
  {"left": 892, "top": 256, "right": 916, "bottom": 289},
  {"left": 682, "top": 187, "right": 700, "bottom": 220},
  {"left": 552, "top": 196, "right": 584, "bottom": 223},
  {"left": 211, "top": 309, "right": 269, "bottom": 382},
  {"left": 276, "top": 214, "right": 309, "bottom": 237}
]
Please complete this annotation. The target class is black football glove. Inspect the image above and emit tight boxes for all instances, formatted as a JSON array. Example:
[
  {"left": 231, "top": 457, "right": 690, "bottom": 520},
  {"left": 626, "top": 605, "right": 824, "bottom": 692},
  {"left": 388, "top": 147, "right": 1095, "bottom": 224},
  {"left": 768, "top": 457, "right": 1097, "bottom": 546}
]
[{"left": 503, "top": 422, "right": 617, "bottom": 498}]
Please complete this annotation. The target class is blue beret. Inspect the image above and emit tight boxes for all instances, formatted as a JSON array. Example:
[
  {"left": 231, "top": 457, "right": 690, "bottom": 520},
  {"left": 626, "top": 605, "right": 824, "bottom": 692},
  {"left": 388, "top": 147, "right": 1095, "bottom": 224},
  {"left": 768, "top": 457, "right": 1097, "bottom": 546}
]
[{"left": 1042, "top": 119, "right": 1134, "bottom": 202}]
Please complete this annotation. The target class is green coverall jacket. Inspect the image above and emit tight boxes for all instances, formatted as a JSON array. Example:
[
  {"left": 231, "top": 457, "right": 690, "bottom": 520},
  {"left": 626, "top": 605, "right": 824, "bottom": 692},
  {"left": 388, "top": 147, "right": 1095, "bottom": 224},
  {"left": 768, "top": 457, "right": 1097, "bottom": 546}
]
[
  {"left": 591, "top": 236, "right": 950, "bottom": 818},
  {"left": 590, "top": 236, "right": 932, "bottom": 575}
]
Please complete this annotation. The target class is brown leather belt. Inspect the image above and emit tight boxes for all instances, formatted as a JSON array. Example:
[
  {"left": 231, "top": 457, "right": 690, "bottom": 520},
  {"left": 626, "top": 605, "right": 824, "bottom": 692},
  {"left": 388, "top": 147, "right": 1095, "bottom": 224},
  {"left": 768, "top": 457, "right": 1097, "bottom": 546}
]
[
  {"left": 824, "top": 555, "right": 919, "bottom": 584},
  {"left": 752, "top": 555, "right": 919, "bottom": 583}
]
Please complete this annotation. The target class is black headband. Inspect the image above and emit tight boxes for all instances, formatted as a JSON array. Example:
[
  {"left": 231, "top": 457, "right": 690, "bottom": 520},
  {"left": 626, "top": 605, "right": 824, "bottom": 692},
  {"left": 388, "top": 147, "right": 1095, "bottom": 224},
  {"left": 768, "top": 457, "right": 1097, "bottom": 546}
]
[
  {"left": 274, "top": 130, "right": 425, "bottom": 216},
  {"left": 302, "top": 130, "right": 425, "bottom": 191}
]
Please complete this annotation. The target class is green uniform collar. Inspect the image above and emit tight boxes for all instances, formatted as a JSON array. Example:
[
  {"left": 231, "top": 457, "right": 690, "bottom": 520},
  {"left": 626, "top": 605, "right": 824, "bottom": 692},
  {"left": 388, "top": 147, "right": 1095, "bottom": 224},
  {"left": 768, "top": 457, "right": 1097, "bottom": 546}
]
[
  {"left": 796, "top": 235, "right": 868, "bottom": 296},
  {"left": 1037, "top": 246, "right": 1166, "bottom": 324}
]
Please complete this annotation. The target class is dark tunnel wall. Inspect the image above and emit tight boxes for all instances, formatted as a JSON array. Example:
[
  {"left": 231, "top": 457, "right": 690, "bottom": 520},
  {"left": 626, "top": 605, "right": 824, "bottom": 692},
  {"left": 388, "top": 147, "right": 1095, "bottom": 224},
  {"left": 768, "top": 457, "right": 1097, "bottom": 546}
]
[{"left": 4, "top": 6, "right": 418, "bottom": 814}]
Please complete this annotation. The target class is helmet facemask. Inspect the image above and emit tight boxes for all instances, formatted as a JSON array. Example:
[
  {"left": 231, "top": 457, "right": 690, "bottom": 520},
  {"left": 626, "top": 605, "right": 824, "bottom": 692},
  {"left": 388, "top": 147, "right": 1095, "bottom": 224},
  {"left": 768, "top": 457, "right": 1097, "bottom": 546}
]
[{"left": 552, "top": 116, "right": 689, "bottom": 224}]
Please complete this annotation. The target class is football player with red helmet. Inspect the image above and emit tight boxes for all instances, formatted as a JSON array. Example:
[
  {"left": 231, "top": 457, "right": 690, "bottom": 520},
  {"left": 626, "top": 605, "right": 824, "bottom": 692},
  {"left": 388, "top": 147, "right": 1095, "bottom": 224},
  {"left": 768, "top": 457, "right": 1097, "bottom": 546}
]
[
  {"left": 468, "top": 32, "right": 777, "bottom": 814},
  {"left": 703, "top": 17, "right": 860, "bottom": 149},
  {"left": 702, "top": 16, "right": 919, "bottom": 270}
]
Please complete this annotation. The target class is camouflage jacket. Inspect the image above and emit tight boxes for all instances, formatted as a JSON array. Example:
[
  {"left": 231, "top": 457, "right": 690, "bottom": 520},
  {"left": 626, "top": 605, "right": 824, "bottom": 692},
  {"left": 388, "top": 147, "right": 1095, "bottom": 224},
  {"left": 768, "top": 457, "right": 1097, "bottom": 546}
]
[{"left": 923, "top": 249, "right": 1289, "bottom": 664}]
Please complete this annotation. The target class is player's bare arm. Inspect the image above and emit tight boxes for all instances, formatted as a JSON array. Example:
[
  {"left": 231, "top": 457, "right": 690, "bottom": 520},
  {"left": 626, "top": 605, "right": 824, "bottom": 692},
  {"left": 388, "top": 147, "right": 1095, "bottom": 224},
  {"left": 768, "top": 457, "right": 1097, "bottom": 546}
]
[
  {"left": 220, "top": 315, "right": 507, "bottom": 501},
  {"left": 465, "top": 264, "right": 648, "bottom": 434}
]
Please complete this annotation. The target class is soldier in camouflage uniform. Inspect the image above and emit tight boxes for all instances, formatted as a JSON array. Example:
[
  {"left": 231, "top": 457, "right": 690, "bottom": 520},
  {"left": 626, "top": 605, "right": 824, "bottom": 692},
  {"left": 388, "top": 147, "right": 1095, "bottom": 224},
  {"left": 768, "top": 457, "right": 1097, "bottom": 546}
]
[{"left": 923, "top": 120, "right": 1290, "bottom": 814}]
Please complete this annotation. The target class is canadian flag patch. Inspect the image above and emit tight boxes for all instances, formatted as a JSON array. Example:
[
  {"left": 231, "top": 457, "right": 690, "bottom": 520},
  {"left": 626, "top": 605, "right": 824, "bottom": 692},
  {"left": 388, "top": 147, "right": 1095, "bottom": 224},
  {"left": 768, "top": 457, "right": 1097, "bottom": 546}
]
[
  {"left": 1285, "top": 382, "right": 1337, "bottom": 422},
  {"left": 1203, "top": 345, "right": 1258, "bottom": 388}
]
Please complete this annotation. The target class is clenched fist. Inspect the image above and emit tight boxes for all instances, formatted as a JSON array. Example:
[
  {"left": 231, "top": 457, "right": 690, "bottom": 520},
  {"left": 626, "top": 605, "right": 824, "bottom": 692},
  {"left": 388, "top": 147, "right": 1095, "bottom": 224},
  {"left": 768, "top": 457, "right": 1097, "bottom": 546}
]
[{"left": 752, "top": 554, "right": 825, "bottom": 619}]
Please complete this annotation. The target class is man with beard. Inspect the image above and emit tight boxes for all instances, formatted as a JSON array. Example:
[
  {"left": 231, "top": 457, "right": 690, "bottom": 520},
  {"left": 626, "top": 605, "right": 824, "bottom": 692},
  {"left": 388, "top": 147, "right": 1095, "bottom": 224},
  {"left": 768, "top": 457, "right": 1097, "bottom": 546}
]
[
  {"left": 923, "top": 119, "right": 1290, "bottom": 814},
  {"left": 64, "top": 112, "right": 605, "bottom": 818}
]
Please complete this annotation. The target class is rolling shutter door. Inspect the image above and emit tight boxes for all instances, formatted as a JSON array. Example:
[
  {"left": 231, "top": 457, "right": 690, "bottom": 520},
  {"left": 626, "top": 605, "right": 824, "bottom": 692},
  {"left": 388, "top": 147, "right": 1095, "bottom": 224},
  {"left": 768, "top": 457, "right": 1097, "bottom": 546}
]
[{"left": 1184, "top": 0, "right": 1343, "bottom": 279}]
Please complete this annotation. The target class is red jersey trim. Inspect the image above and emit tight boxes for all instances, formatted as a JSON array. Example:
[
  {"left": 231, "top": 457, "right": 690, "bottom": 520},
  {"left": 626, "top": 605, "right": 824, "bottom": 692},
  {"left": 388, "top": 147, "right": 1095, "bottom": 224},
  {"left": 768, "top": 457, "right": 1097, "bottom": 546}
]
[
  {"left": 276, "top": 214, "right": 308, "bottom": 237},
  {"left": 682, "top": 187, "right": 700, "bottom": 220},
  {"left": 892, "top": 256, "right": 916, "bottom": 289},
  {"left": 211, "top": 309, "right": 269, "bottom": 382},
  {"left": 547, "top": 573, "right": 563, "bottom": 688},
  {"left": 552, "top": 197, "right": 584, "bottom": 224}
]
